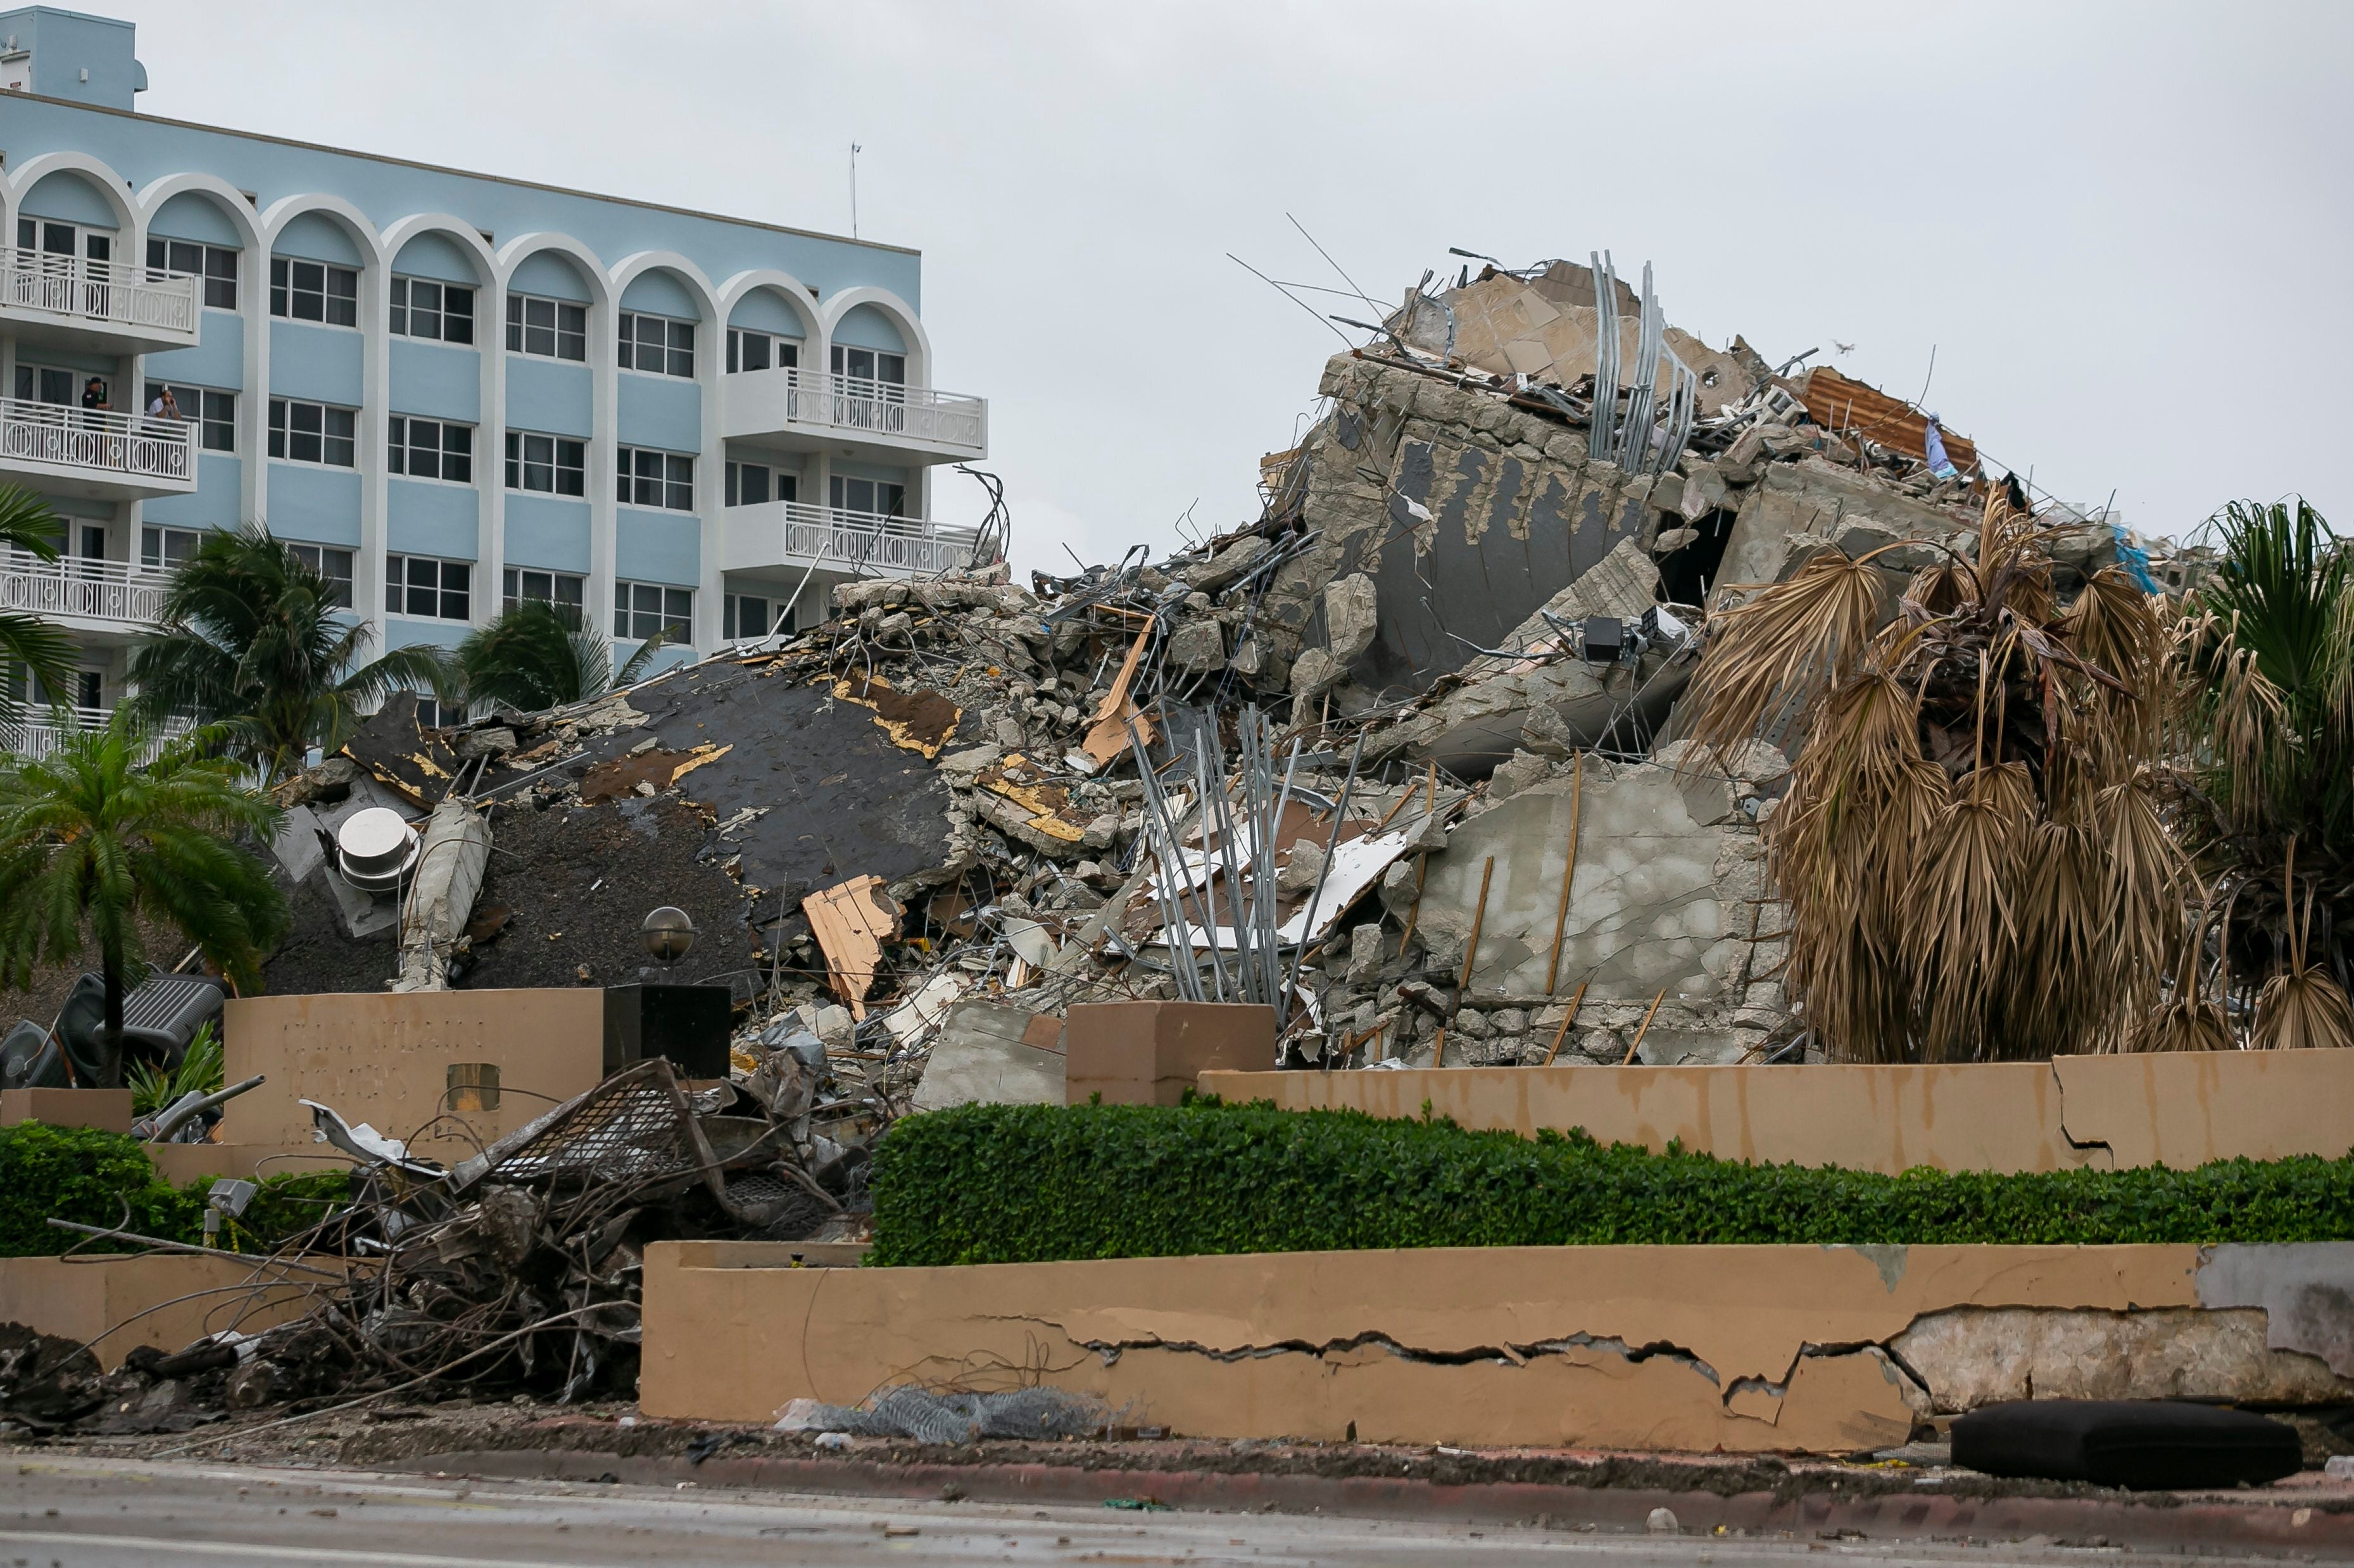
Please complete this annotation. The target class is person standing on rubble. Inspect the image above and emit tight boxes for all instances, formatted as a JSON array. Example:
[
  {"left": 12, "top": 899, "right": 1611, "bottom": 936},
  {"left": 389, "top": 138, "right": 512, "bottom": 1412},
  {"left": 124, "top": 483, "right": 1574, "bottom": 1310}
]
[{"left": 1922, "top": 413, "right": 1960, "bottom": 481}]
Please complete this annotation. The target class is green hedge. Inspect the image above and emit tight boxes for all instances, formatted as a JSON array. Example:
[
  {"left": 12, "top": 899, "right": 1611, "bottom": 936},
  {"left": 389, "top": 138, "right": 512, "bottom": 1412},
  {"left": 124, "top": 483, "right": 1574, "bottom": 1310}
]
[
  {"left": 0, "top": 1122, "right": 350, "bottom": 1259},
  {"left": 869, "top": 1100, "right": 2354, "bottom": 1266}
]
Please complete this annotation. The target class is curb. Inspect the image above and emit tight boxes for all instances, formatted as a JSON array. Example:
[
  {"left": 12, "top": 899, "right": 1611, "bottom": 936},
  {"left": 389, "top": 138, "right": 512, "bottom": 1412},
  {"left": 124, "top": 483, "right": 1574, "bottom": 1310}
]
[{"left": 395, "top": 1447, "right": 2354, "bottom": 1555}]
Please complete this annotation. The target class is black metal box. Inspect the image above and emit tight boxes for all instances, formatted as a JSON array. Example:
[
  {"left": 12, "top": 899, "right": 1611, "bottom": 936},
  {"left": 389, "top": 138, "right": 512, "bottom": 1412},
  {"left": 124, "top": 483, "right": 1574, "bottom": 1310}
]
[{"left": 602, "top": 984, "right": 733, "bottom": 1079}]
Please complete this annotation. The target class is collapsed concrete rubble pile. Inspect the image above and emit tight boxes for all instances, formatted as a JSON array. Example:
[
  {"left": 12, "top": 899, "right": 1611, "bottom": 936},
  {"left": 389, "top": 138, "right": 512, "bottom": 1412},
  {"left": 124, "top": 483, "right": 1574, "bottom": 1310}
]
[{"left": 252, "top": 251, "right": 2219, "bottom": 1123}]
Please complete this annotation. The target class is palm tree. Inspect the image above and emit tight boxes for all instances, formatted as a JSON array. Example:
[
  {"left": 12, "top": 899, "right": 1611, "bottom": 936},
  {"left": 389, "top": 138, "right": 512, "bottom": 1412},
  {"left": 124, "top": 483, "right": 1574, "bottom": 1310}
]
[
  {"left": 1682, "top": 493, "right": 2183, "bottom": 1062},
  {"left": 125, "top": 525, "right": 449, "bottom": 783},
  {"left": 451, "top": 597, "right": 672, "bottom": 714},
  {"left": 0, "top": 708, "right": 287, "bottom": 1086},
  {"left": 2171, "top": 498, "right": 2354, "bottom": 1048},
  {"left": 0, "top": 486, "right": 86, "bottom": 722}
]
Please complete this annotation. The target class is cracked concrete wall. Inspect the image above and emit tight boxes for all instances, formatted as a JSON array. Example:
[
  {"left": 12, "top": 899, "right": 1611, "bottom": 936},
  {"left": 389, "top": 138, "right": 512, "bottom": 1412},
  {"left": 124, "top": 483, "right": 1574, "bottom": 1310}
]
[
  {"left": 1206, "top": 1045, "right": 2354, "bottom": 1176},
  {"left": 642, "top": 1240, "right": 2204, "bottom": 1450},
  {"left": 1375, "top": 757, "right": 1781, "bottom": 1064}
]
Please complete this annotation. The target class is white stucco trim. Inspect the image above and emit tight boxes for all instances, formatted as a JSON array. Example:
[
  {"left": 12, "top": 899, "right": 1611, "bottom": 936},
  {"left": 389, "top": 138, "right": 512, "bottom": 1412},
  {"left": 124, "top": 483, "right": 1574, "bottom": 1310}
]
[
  {"left": 6, "top": 150, "right": 142, "bottom": 241},
  {"left": 818, "top": 285, "right": 931, "bottom": 385},
  {"left": 716, "top": 268, "right": 823, "bottom": 343}
]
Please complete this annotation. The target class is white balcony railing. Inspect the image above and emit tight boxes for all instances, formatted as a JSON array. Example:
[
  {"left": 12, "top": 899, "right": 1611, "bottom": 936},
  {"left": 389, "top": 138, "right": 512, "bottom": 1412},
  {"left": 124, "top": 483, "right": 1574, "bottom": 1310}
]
[
  {"left": 746, "top": 503, "right": 981, "bottom": 575},
  {"left": 723, "top": 367, "right": 984, "bottom": 453},
  {"left": 0, "top": 551, "right": 173, "bottom": 627},
  {"left": 1, "top": 248, "right": 199, "bottom": 336},
  {"left": 0, "top": 708, "right": 193, "bottom": 762},
  {"left": 0, "top": 398, "right": 196, "bottom": 487}
]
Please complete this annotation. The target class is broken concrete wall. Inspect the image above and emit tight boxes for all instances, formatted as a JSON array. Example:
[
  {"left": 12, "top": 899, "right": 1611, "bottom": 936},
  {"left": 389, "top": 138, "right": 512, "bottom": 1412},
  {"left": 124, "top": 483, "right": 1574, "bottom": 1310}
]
[
  {"left": 1202, "top": 1046, "right": 2354, "bottom": 1176},
  {"left": 642, "top": 1239, "right": 2215, "bottom": 1451},
  {"left": 0, "top": 1255, "right": 317, "bottom": 1371},
  {"left": 1716, "top": 456, "right": 1966, "bottom": 589},
  {"left": 1259, "top": 356, "right": 1670, "bottom": 703},
  {"left": 1375, "top": 753, "right": 1780, "bottom": 1064}
]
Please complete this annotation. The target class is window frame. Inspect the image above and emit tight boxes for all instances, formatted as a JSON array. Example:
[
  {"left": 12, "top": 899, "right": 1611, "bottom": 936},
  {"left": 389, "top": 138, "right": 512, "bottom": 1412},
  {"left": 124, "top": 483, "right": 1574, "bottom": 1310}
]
[
  {"left": 613, "top": 579, "right": 693, "bottom": 644},
  {"left": 267, "top": 256, "right": 360, "bottom": 328},
  {"left": 724, "top": 460, "right": 800, "bottom": 508},
  {"left": 145, "top": 237, "right": 239, "bottom": 311},
  {"left": 267, "top": 396, "right": 358, "bottom": 468},
  {"left": 384, "top": 553, "right": 474, "bottom": 622},
  {"left": 725, "top": 327, "right": 801, "bottom": 375},
  {"left": 502, "top": 430, "right": 588, "bottom": 497},
  {"left": 285, "top": 542, "right": 356, "bottom": 610},
  {"left": 387, "top": 415, "right": 476, "bottom": 484},
  {"left": 501, "top": 567, "right": 586, "bottom": 617},
  {"left": 617, "top": 445, "right": 695, "bottom": 511},
  {"left": 724, "top": 592, "right": 781, "bottom": 641},
  {"left": 388, "top": 275, "right": 477, "bottom": 346},
  {"left": 505, "top": 292, "right": 588, "bottom": 362},
  {"left": 139, "top": 525, "right": 203, "bottom": 574},
  {"left": 830, "top": 344, "right": 907, "bottom": 387},
  {"left": 618, "top": 310, "right": 696, "bottom": 378}
]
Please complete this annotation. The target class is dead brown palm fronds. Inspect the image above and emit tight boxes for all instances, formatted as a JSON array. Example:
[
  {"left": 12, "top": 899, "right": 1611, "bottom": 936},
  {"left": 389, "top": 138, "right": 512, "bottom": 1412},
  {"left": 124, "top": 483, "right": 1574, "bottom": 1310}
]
[
  {"left": 2132, "top": 901, "right": 2234, "bottom": 1053},
  {"left": 1682, "top": 550, "right": 1891, "bottom": 758},
  {"left": 1690, "top": 490, "right": 2186, "bottom": 1063},
  {"left": 2249, "top": 839, "right": 2354, "bottom": 1051}
]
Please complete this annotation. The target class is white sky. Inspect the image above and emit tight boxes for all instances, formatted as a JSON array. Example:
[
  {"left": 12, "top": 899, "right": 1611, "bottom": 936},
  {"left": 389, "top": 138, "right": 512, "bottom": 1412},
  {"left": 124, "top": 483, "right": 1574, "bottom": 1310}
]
[{"left": 93, "top": 1, "right": 2354, "bottom": 576}]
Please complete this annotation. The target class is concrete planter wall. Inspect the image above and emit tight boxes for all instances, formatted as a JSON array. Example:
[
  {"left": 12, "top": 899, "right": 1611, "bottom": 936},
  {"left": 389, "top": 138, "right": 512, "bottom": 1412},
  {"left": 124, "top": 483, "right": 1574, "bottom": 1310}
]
[
  {"left": 1064, "top": 1001, "right": 1275, "bottom": 1106},
  {"left": 641, "top": 1239, "right": 2354, "bottom": 1451},
  {"left": 1201, "top": 1048, "right": 2354, "bottom": 1175}
]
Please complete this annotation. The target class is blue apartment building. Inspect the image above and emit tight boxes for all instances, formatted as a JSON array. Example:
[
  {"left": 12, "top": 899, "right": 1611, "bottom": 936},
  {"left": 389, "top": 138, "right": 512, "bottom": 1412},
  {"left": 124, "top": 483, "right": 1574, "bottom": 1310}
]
[{"left": 0, "top": 6, "right": 984, "bottom": 741}]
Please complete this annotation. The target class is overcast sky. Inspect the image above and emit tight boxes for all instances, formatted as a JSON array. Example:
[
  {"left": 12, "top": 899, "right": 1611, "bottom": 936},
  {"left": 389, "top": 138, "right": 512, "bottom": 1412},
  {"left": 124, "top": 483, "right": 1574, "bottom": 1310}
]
[{"left": 97, "top": 1, "right": 2354, "bottom": 575}]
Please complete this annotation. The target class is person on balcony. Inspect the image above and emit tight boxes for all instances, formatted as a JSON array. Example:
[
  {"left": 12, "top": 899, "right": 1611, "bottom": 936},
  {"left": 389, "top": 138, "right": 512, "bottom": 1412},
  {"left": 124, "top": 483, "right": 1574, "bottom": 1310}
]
[
  {"left": 80, "top": 377, "right": 111, "bottom": 416},
  {"left": 146, "top": 387, "right": 182, "bottom": 422}
]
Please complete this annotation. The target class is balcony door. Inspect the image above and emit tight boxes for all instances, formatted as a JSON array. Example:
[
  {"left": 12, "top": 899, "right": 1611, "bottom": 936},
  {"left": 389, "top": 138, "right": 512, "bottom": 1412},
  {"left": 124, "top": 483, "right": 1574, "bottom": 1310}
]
[
  {"left": 829, "top": 475, "right": 905, "bottom": 522},
  {"left": 829, "top": 345, "right": 905, "bottom": 387},
  {"left": 16, "top": 218, "right": 112, "bottom": 267}
]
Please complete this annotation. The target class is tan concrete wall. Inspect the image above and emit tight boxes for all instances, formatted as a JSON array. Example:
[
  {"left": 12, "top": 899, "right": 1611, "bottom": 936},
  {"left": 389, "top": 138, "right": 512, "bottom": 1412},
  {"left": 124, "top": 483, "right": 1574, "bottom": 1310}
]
[
  {"left": 1200, "top": 1048, "right": 2354, "bottom": 1175},
  {"left": 641, "top": 1241, "right": 2198, "bottom": 1452},
  {"left": 219, "top": 989, "right": 605, "bottom": 1154},
  {"left": 0, "top": 1088, "right": 131, "bottom": 1132},
  {"left": 0, "top": 1255, "right": 318, "bottom": 1369}
]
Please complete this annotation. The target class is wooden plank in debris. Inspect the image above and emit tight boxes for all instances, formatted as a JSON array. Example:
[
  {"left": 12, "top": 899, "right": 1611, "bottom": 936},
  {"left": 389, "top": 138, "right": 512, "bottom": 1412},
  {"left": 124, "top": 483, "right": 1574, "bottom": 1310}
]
[
  {"left": 1797, "top": 366, "right": 1978, "bottom": 474},
  {"left": 805, "top": 874, "right": 903, "bottom": 1021},
  {"left": 1081, "top": 614, "right": 1158, "bottom": 767}
]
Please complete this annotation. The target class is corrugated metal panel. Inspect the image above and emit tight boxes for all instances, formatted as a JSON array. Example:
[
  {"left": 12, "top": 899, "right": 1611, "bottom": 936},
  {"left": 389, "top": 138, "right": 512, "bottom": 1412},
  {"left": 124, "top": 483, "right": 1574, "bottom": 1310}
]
[{"left": 1798, "top": 367, "right": 1978, "bottom": 474}]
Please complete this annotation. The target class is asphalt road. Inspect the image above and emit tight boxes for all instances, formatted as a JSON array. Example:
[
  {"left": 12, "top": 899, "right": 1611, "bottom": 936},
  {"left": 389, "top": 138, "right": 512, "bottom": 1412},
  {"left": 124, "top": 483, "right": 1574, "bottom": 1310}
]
[{"left": 0, "top": 1455, "right": 2288, "bottom": 1566}]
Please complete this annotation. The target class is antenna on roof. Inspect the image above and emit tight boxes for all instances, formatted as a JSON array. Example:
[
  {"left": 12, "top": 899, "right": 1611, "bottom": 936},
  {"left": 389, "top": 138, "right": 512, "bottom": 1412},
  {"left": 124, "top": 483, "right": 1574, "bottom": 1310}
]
[{"left": 849, "top": 144, "right": 862, "bottom": 241}]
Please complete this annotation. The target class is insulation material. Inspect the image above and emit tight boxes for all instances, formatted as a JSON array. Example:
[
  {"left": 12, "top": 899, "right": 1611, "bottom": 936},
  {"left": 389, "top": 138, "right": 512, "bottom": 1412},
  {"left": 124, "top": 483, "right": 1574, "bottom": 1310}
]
[
  {"left": 804, "top": 875, "right": 903, "bottom": 1020},
  {"left": 831, "top": 672, "right": 962, "bottom": 759}
]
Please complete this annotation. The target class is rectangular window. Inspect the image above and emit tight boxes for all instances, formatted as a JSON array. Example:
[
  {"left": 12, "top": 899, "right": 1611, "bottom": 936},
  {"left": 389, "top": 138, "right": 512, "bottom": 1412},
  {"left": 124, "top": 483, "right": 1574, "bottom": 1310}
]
[
  {"left": 724, "top": 460, "right": 774, "bottom": 508},
  {"left": 140, "top": 383, "right": 236, "bottom": 453},
  {"left": 387, "top": 416, "right": 475, "bottom": 483},
  {"left": 501, "top": 567, "right": 586, "bottom": 616},
  {"left": 829, "top": 475, "right": 906, "bottom": 518},
  {"left": 389, "top": 276, "right": 475, "bottom": 345},
  {"left": 614, "top": 580, "right": 692, "bottom": 643},
  {"left": 13, "top": 363, "right": 76, "bottom": 406},
  {"left": 285, "top": 542, "right": 356, "bottom": 609},
  {"left": 140, "top": 525, "right": 203, "bottom": 572},
  {"left": 830, "top": 344, "right": 906, "bottom": 386},
  {"left": 505, "top": 292, "right": 587, "bottom": 361},
  {"left": 619, "top": 311, "right": 695, "bottom": 377},
  {"left": 618, "top": 446, "right": 694, "bottom": 511},
  {"left": 724, "top": 593, "right": 777, "bottom": 641},
  {"left": 267, "top": 398, "right": 357, "bottom": 467},
  {"left": 385, "top": 554, "right": 472, "bottom": 621},
  {"left": 268, "top": 256, "right": 358, "bottom": 327},
  {"left": 502, "top": 431, "right": 586, "bottom": 496},
  {"left": 146, "top": 237, "right": 239, "bottom": 311},
  {"left": 725, "top": 327, "right": 800, "bottom": 375}
]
